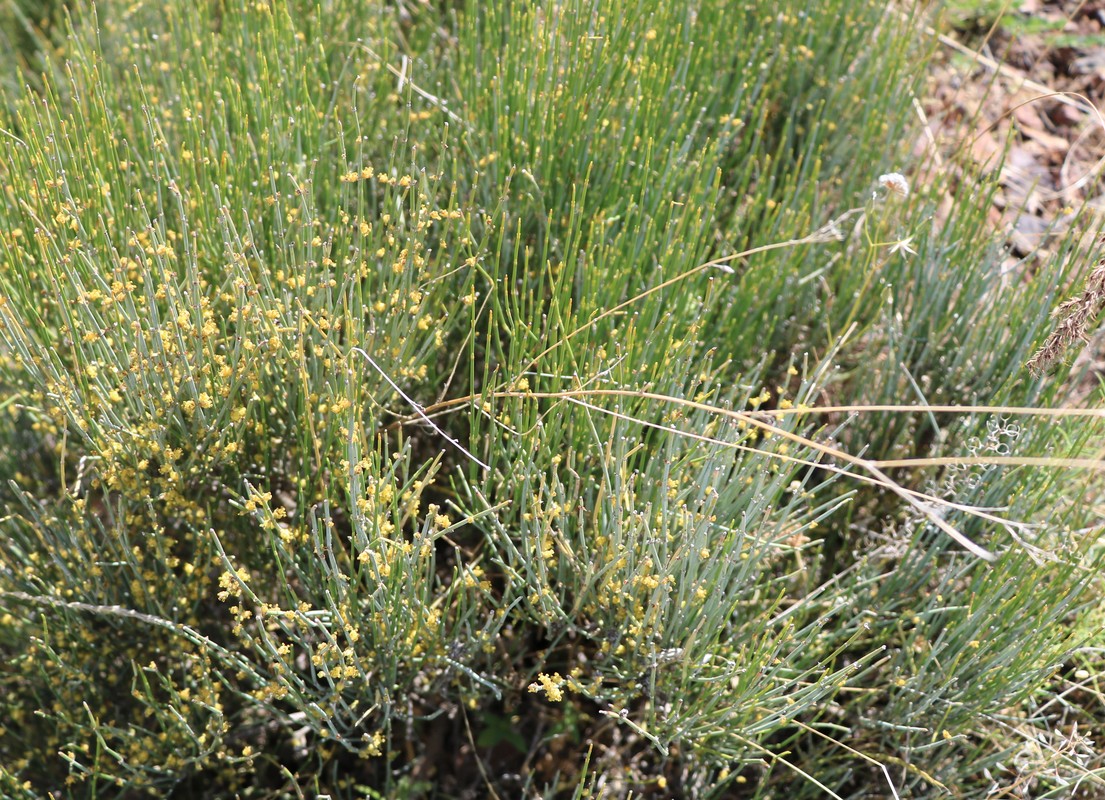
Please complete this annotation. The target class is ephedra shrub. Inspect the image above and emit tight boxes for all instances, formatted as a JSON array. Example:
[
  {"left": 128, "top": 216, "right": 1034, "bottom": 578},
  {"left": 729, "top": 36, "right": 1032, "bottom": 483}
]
[{"left": 0, "top": 0, "right": 1102, "bottom": 798}]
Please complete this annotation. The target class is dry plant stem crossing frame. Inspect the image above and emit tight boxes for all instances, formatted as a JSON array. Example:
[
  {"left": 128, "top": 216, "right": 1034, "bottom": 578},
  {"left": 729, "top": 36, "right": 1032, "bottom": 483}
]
[
  {"left": 414, "top": 389, "right": 1105, "bottom": 562},
  {"left": 515, "top": 389, "right": 998, "bottom": 559},
  {"left": 555, "top": 396, "right": 1050, "bottom": 536}
]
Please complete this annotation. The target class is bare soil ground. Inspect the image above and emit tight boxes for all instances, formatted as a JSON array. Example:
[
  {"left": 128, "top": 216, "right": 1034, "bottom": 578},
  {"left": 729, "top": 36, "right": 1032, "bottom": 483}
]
[{"left": 921, "top": 0, "right": 1105, "bottom": 379}]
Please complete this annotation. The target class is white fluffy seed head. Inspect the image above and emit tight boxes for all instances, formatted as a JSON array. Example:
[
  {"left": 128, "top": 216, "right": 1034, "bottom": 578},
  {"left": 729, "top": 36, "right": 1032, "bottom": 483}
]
[{"left": 878, "top": 172, "right": 910, "bottom": 198}]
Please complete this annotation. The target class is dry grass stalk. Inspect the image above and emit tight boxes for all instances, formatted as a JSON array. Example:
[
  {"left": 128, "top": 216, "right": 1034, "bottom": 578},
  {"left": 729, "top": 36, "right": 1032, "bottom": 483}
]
[{"left": 1027, "top": 237, "right": 1105, "bottom": 375}]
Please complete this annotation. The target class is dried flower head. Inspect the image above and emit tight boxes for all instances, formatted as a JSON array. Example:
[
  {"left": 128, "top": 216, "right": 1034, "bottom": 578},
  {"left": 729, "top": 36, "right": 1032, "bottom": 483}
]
[
  {"left": 878, "top": 172, "right": 910, "bottom": 198},
  {"left": 1027, "top": 239, "right": 1105, "bottom": 375}
]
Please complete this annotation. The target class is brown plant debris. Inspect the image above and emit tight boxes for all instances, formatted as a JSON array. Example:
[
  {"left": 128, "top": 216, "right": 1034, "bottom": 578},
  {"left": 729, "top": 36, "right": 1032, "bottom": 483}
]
[{"left": 1028, "top": 235, "right": 1105, "bottom": 373}]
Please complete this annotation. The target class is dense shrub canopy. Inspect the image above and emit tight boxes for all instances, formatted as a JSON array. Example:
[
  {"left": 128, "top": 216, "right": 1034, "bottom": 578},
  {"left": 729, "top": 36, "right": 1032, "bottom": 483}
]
[{"left": 0, "top": 1, "right": 1102, "bottom": 798}]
